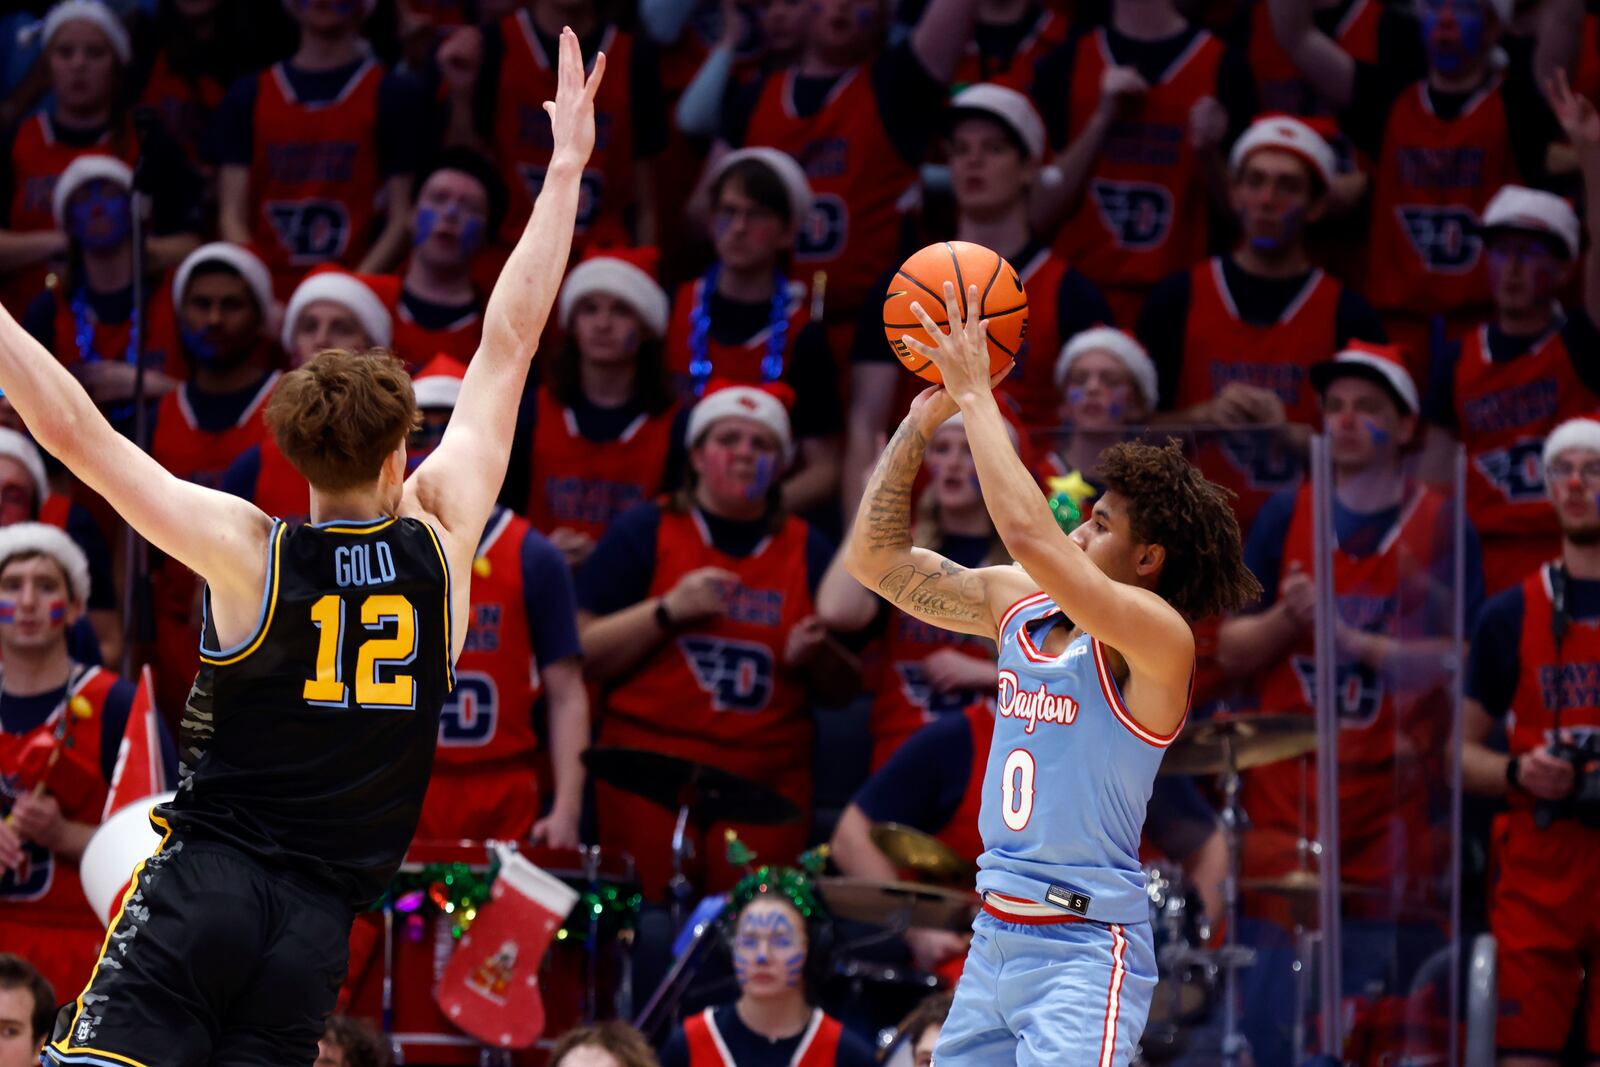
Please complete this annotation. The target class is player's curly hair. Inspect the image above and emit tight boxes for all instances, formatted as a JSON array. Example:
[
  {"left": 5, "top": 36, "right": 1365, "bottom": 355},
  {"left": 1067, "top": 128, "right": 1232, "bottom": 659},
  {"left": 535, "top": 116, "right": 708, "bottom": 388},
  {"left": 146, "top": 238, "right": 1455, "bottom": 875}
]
[
  {"left": 266, "top": 349, "right": 420, "bottom": 493},
  {"left": 1099, "top": 439, "right": 1262, "bottom": 619},
  {"left": 547, "top": 1021, "right": 660, "bottom": 1067}
]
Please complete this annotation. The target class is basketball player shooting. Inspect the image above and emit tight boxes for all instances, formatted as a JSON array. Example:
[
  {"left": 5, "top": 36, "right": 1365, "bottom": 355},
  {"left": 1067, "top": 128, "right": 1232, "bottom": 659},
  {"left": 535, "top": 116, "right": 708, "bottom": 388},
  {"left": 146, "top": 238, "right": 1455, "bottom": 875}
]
[
  {"left": 842, "top": 282, "right": 1259, "bottom": 1065},
  {"left": 0, "top": 29, "right": 602, "bottom": 1067}
]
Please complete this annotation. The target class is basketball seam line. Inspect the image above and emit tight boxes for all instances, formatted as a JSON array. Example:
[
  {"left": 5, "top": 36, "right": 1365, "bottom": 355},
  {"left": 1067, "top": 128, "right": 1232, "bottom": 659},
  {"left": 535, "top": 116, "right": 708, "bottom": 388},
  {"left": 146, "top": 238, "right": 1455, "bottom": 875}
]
[
  {"left": 946, "top": 242, "right": 967, "bottom": 319},
  {"left": 894, "top": 269, "right": 946, "bottom": 305},
  {"left": 981, "top": 251, "right": 1002, "bottom": 310}
]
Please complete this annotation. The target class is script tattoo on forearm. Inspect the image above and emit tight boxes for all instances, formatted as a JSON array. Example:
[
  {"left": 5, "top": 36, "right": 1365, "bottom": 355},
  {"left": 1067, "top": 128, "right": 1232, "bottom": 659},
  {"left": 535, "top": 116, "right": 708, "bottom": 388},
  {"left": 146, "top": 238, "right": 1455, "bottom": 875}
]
[
  {"left": 861, "top": 420, "right": 926, "bottom": 551},
  {"left": 878, "top": 559, "right": 986, "bottom": 623}
]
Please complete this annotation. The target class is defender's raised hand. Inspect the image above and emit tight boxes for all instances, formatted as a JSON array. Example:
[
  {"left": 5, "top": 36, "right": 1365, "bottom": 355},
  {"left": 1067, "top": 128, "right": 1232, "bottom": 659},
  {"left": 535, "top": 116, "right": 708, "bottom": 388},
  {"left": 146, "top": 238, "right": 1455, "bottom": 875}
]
[{"left": 544, "top": 26, "right": 607, "bottom": 170}]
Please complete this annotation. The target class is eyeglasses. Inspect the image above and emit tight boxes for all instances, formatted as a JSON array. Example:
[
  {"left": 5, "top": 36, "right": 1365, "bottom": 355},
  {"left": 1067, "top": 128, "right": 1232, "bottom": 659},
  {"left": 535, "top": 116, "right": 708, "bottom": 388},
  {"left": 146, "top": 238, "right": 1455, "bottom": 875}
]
[{"left": 1545, "top": 459, "right": 1600, "bottom": 485}]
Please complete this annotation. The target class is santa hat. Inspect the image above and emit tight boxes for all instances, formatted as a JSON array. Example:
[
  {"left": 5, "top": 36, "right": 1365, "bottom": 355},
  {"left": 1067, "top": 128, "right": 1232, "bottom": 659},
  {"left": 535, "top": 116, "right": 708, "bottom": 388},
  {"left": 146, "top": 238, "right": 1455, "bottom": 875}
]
[
  {"left": 686, "top": 381, "right": 795, "bottom": 463},
  {"left": 1543, "top": 418, "right": 1600, "bottom": 473},
  {"left": 1481, "top": 184, "right": 1581, "bottom": 261},
  {"left": 0, "top": 428, "right": 49, "bottom": 507},
  {"left": 947, "top": 83, "right": 1046, "bottom": 163},
  {"left": 1054, "top": 327, "right": 1158, "bottom": 409},
  {"left": 708, "top": 148, "right": 815, "bottom": 236},
  {"left": 413, "top": 354, "right": 469, "bottom": 411},
  {"left": 51, "top": 154, "right": 132, "bottom": 230},
  {"left": 282, "top": 266, "right": 396, "bottom": 352},
  {"left": 1229, "top": 114, "right": 1337, "bottom": 189},
  {"left": 557, "top": 248, "right": 669, "bottom": 338},
  {"left": 172, "top": 242, "right": 275, "bottom": 322},
  {"left": 40, "top": 1, "right": 131, "bottom": 65},
  {"left": 940, "top": 410, "right": 1021, "bottom": 450},
  {"left": 0, "top": 522, "right": 90, "bottom": 605},
  {"left": 1309, "top": 341, "right": 1419, "bottom": 415}
]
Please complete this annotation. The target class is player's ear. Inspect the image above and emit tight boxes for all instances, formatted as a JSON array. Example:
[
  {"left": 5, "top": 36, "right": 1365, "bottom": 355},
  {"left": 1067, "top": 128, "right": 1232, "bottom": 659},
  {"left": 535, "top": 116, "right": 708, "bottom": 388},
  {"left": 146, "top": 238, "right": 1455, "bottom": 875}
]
[{"left": 1135, "top": 542, "right": 1165, "bottom": 579}]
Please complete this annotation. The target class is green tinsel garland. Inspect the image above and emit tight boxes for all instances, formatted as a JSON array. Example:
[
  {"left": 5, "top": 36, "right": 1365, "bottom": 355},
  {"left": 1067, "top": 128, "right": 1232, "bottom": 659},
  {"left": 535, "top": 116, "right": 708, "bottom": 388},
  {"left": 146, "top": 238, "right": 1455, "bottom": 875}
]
[{"left": 372, "top": 861, "right": 642, "bottom": 941}]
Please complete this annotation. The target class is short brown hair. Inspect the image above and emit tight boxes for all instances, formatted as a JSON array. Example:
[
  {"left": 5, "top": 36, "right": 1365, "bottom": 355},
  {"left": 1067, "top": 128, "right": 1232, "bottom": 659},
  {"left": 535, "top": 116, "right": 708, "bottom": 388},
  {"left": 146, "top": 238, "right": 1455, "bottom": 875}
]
[
  {"left": 264, "top": 350, "right": 419, "bottom": 492},
  {"left": 547, "top": 1021, "right": 661, "bottom": 1067},
  {"left": 0, "top": 952, "right": 56, "bottom": 1046},
  {"left": 321, "top": 1014, "right": 390, "bottom": 1067},
  {"left": 897, "top": 991, "right": 954, "bottom": 1053},
  {"left": 1098, "top": 439, "right": 1262, "bottom": 619}
]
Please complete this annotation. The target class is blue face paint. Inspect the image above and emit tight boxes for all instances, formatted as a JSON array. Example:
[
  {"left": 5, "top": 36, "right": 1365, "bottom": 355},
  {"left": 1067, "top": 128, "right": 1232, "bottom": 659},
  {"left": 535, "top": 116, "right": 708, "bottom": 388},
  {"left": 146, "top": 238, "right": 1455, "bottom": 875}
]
[
  {"left": 413, "top": 206, "right": 439, "bottom": 248},
  {"left": 1248, "top": 206, "right": 1304, "bottom": 253},
  {"left": 746, "top": 453, "right": 775, "bottom": 500},
  {"left": 180, "top": 323, "right": 221, "bottom": 365},
  {"left": 68, "top": 185, "right": 131, "bottom": 251},
  {"left": 458, "top": 216, "right": 485, "bottom": 257},
  {"left": 1361, "top": 418, "right": 1390, "bottom": 446},
  {"left": 1421, "top": 3, "right": 1487, "bottom": 74},
  {"left": 1106, "top": 400, "right": 1125, "bottom": 421},
  {"left": 1066, "top": 386, "right": 1087, "bottom": 406}
]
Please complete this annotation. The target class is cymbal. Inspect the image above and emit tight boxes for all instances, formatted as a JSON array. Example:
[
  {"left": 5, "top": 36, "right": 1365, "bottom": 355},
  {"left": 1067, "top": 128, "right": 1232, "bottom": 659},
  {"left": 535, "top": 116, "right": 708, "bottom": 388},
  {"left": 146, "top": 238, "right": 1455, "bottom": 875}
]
[
  {"left": 581, "top": 747, "right": 800, "bottom": 827},
  {"left": 1159, "top": 713, "right": 1317, "bottom": 776},
  {"left": 869, "top": 823, "right": 974, "bottom": 883},
  {"left": 1241, "top": 870, "right": 1381, "bottom": 898},
  {"left": 816, "top": 877, "right": 977, "bottom": 932}
]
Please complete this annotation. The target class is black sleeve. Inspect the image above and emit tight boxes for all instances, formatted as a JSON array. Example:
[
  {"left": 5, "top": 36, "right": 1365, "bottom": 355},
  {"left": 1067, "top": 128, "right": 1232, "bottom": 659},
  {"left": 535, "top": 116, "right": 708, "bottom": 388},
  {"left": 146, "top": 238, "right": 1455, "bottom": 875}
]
[
  {"left": 1502, "top": 64, "right": 1563, "bottom": 190},
  {"left": 1422, "top": 336, "right": 1462, "bottom": 429},
  {"left": 1465, "top": 586, "right": 1524, "bottom": 716},
  {"left": 1144, "top": 777, "right": 1220, "bottom": 862},
  {"left": 1134, "top": 270, "right": 1192, "bottom": 410},
  {"left": 1375, "top": 9, "right": 1427, "bottom": 89},
  {"left": 1214, "top": 45, "right": 1259, "bottom": 146},
  {"left": 21, "top": 290, "right": 55, "bottom": 350},
  {"left": 662, "top": 406, "right": 691, "bottom": 492},
  {"left": 630, "top": 36, "right": 670, "bottom": 159},
  {"left": 1056, "top": 267, "right": 1116, "bottom": 340},
  {"left": 144, "top": 122, "right": 204, "bottom": 236},
  {"left": 573, "top": 502, "right": 662, "bottom": 615},
  {"left": 1332, "top": 286, "right": 1387, "bottom": 349},
  {"left": 872, "top": 42, "right": 946, "bottom": 166},
  {"left": 1032, "top": 39, "right": 1077, "bottom": 151},
  {"left": 785, "top": 323, "right": 843, "bottom": 438},
  {"left": 0, "top": 123, "right": 19, "bottom": 228},
  {"left": 1564, "top": 310, "right": 1600, "bottom": 398},
  {"left": 96, "top": 679, "right": 139, "bottom": 783},
  {"left": 470, "top": 23, "right": 506, "bottom": 142},
  {"left": 498, "top": 383, "right": 538, "bottom": 513},
  {"left": 211, "top": 73, "right": 260, "bottom": 167},
  {"left": 376, "top": 69, "right": 428, "bottom": 178},
  {"left": 718, "top": 75, "right": 765, "bottom": 147},
  {"left": 1339, "top": 61, "right": 1404, "bottom": 161},
  {"left": 66, "top": 502, "right": 117, "bottom": 611},
  {"left": 851, "top": 268, "right": 896, "bottom": 365},
  {"left": 853, "top": 714, "right": 971, "bottom": 831},
  {"left": 805, "top": 526, "right": 835, "bottom": 597},
  {"left": 658, "top": 1028, "right": 690, "bottom": 1067}
]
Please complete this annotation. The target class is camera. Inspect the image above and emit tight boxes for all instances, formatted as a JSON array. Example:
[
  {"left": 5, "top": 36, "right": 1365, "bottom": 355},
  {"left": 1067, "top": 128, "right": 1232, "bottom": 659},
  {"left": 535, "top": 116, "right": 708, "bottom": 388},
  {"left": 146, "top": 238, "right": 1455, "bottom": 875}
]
[{"left": 1533, "top": 734, "right": 1600, "bottom": 829}]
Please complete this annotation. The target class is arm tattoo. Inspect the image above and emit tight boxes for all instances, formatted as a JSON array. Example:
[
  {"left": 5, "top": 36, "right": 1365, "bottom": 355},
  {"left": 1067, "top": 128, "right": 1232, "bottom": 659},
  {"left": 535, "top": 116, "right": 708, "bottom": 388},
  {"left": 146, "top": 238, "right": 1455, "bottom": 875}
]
[
  {"left": 860, "top": 420, "right": 927, "bottom": 551},
  {"left": 877, "top": 559, "right": 986, "bottom": 623}
]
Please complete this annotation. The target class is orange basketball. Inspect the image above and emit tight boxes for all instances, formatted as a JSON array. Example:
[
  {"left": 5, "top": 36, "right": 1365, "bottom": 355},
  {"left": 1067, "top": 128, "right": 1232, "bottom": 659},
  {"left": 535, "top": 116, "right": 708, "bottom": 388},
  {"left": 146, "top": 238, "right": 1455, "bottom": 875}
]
[{"left": 883, "top": 241, "right": 1027, "bottom": 384}]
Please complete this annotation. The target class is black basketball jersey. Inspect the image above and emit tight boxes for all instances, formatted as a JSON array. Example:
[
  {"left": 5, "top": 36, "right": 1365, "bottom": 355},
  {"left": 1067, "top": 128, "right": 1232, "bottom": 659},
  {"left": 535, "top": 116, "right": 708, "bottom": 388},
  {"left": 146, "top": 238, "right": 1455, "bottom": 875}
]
[{"left": 159, "top": 515, "right": 455, "bottom": 907}]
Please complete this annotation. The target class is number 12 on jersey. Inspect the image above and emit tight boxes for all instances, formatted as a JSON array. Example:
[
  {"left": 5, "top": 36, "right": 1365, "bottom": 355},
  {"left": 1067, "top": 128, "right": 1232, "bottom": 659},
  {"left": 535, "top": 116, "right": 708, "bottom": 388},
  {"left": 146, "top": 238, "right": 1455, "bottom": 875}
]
[{"left": 304, "top": 593, "right": 419, "bottom": 709}]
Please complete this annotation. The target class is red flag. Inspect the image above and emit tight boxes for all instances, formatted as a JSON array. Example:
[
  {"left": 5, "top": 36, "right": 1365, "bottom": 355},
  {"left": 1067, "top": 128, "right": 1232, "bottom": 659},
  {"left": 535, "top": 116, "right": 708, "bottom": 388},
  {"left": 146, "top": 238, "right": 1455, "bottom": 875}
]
[{"left": 101, "top": 666, "right": 168, "bottom": 821}]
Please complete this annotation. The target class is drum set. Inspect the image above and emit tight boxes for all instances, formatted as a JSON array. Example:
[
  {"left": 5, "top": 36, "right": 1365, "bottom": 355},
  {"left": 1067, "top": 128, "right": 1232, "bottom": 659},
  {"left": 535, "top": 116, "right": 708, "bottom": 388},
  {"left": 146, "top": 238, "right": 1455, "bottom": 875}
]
[{"left": 359, "top": 710, "right": 1337, "bottom": 1064}]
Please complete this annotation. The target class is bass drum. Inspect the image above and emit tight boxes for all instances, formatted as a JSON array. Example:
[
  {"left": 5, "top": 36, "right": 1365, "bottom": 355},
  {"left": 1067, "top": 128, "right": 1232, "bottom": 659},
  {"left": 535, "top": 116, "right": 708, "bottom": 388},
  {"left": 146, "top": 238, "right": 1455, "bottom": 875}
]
[{"left": 1138, "top": 863, "right": 1215, "bottom": 1063}]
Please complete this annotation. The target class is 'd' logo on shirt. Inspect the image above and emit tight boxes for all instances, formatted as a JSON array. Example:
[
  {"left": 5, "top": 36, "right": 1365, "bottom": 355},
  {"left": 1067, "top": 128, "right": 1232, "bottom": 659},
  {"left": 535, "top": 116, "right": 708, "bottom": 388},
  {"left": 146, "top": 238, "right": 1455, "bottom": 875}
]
[{"left": 1090, "top": 180, "right": 1173, "bottom": 250}]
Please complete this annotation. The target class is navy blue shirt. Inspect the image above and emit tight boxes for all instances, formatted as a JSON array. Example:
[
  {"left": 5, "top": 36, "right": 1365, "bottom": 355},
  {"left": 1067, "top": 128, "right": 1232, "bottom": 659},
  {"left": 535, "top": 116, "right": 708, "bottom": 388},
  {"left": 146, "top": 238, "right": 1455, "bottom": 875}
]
[
  {"left": 660, "top": 1006, "right": 876, "bottom": 1067},
  {"left": 575, "top": 502, "right": 833, "bottom": 616},
  {"left": 1467, "top": 574, "right": 1600, "bottom": 719},
  {"left": 505, "top": 514, "right": 583, "bottom": 669},
  {"left": 211, "top": 58, "right": 425, "bottom": 177}
]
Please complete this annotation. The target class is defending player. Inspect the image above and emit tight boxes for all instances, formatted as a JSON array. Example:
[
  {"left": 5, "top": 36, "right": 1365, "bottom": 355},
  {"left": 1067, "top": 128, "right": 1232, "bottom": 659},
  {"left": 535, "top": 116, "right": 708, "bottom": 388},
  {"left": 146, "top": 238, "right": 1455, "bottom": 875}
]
[
  {"left": 842, "top": 282, "right": 1258, "bottom": 1063},
  {"left": 0, "top": 28, "right": 602, "bottom": 1067}
]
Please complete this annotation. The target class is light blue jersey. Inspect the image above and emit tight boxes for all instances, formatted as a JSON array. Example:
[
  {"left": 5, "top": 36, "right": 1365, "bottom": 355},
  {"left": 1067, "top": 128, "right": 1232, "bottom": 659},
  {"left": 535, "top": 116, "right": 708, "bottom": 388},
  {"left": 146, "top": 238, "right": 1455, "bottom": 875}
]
[{"left": 975, "top": 591, "right": 1186, "bottom": 924}]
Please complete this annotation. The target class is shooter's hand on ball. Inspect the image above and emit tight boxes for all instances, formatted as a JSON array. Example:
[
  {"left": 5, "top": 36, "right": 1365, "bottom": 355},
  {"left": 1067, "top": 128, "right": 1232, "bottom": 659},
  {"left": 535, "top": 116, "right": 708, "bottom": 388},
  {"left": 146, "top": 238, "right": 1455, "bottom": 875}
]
[{"left": 904, "top": 282, "right": 998, "bottom": 403}]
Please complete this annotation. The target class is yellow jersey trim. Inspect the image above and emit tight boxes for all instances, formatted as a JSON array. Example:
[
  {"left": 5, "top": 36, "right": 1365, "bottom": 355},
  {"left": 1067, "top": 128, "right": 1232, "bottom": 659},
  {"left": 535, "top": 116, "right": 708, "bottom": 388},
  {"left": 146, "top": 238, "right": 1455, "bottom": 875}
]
[
  {"left": 314, "top": 516, "right": 399, "bottom": 535},
  {"left": 198, "top": 522, "right": 286, "bottom": 666},
  {"left": 420, "top": 520, "right": 455, "bottom": 690},
  {"left": 51, "top": 811, "right": 173, "bottom": 1066}
]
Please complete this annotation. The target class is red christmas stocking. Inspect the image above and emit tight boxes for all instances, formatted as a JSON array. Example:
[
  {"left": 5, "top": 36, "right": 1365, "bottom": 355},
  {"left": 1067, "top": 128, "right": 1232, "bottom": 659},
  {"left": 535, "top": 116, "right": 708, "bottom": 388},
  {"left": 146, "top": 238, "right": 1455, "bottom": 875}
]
[{"left": 434, "top": 847, "right": 579, "bottom": 1048}]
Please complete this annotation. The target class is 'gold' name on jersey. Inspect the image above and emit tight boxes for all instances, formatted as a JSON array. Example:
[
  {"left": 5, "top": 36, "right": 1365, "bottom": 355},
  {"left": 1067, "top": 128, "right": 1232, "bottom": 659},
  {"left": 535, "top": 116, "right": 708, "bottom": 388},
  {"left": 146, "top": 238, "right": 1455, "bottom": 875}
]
[{"left": 335, "top": 543, "right": 397, "bottom": 588}]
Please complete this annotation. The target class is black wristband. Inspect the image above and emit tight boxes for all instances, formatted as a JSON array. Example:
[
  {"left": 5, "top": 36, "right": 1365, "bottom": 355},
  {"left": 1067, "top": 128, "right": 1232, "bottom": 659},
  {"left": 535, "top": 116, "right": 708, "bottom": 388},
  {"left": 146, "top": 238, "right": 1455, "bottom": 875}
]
[
  {"left": 653, "top": 597, "right": 674, "bottom": 632},
  {"left": 1505, "top": 754, "right": 1521, "bottom": 791}
]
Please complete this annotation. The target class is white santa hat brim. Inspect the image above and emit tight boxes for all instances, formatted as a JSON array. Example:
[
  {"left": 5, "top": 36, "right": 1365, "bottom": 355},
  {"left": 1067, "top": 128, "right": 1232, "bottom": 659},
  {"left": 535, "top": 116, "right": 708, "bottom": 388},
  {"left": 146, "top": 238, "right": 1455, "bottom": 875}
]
[
  {"left": 413, "top": 376, "right": 462, "bottom": 411},
  {"left": 1543, "top": 418, "right": 1600, "bottom": 474},
  {"left": 557, "top": 258, "right": 669, "bottom": 338},
  {"left": 948, "top": 83, "right": 1046, "bottom": 164},
  {"left": 282, "top": 273, "right": 393, "bottom": 352},
  {"left": 0, "top": 428, "right": 50, "bottom": 507},
  {"left": 1229, "top": 115, "right": 1337, "bottom": 189},
  {"left": 51, "top": 154, "right": 132, "bottom": 230},
  {"left": 686, "top": 386, "right": 795, "bottom": 464},
  {"left": 0, "top": 522, "right": 91, "bottom": 605},
  {"left": 172, "top": 242, "right": 275, "bottom": 325},
  {"left": 1481, "top": 184, "right": 1581, "bottom": 261},
  {"left": 939, "top": 411, "right": 1020, "bottom": 451},
  {"left": 1054, "top": 327, "right": 1158, "bottom": 409},
  {"left": 41, "top": 0, "right": 132, "bottom": 65},
  {"left": 708, "top": 147, "right": 815, "bottom": 237}
]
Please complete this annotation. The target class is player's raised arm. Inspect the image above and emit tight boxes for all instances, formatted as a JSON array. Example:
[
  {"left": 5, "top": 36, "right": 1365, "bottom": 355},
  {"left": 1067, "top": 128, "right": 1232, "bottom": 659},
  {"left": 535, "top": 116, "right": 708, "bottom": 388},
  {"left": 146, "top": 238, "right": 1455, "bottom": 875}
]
[
  {"left": 842, "top": 382, "right": 1034, "bottom": 641},
  {"left": 0, "top": 304, "right": 271, "bottom": 611},
  {"left": 403, "top": 27, "right": 604, "bottom": 562},
  {"left": 901, "top": 284, "right": 1203, "bottom": 689}
]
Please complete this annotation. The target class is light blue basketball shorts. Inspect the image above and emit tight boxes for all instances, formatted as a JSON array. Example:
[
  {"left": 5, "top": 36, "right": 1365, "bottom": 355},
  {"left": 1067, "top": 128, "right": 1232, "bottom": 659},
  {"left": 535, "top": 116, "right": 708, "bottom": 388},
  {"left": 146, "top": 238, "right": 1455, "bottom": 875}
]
[{"left": 934, "top": 909, "right": 1157, "bottom": 1067}]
